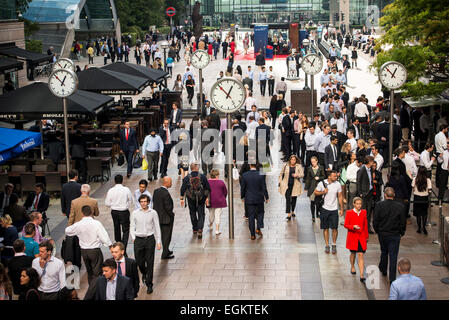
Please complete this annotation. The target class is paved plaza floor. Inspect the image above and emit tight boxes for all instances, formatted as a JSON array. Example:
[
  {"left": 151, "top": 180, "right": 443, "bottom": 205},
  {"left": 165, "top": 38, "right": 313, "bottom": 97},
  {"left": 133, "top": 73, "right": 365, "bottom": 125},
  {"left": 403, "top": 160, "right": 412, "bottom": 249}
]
[{"left": 31, "top": 33, "right": 449, "bottom": 300}]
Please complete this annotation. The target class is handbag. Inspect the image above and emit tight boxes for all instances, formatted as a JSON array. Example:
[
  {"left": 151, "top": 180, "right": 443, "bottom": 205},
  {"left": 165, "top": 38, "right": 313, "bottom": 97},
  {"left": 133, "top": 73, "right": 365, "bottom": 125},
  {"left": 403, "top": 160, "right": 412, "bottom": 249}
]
[
  {"left": 133, "top": 152, "right": 143, "bottom": 168},
  {"left": 232, "top": 166, "right": 239, "bottom": 180},
  {"left": 142, "top": 158, "right": 148, "bottom": 171},
  {"left": 117, "top": 154, "right": 125, "bottom": 166}
]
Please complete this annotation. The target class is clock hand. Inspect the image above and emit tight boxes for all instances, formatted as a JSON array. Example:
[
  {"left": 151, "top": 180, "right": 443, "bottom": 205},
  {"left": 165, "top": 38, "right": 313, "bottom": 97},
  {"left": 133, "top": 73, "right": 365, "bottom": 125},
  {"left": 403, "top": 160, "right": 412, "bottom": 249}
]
[
  {"left": 310, "top": 58, "right": 316, "bottom": 67},
  {"left": 61, "top": 75, "right": 67, "bottom": 86},
  {"left": 226, "top": 86, "right": 234, "bottom": 99},
  {"left": 197, "top": 54, "right": 202, "bottom": 61},
  {"left": 54, "top": 75, "right": 64, "bottom": 85},
  {"left": 305, "top": 57, "right": 312, "bottom": 64},
  {"left": 391, "top": 67, "right": 398, "bottom": 78},
  {"left": 386, "top": 68, "right": 395, "bottom": 78},
  {"left": 218, "top": 85, "right": 231, "bottom": 99}
]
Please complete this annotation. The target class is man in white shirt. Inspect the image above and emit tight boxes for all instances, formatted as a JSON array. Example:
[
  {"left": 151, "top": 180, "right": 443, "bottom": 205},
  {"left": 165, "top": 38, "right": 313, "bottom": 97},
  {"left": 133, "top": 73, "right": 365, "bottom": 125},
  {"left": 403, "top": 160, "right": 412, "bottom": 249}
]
[
  {"left": 346, "top": 156, "right": 361, "bottom": 209},
  {"left": 434, "top": 124, "right": 448, "bottom": 155},
  {"left": 267, "top": 65, "right": 275, "bottom": 96},
  {"left": 246, "top": 115, "right": 259, "bottom": 149},
  {"left": 304, "top": 125, "right": 317, "bottom": 169},
  {"left": 354, "top": 98, "right": 370, "bottom": 122},
  {"left": 65, "top": 205, "right": 112, "bottom": 299},
  {"left": 437, "top": 141, "right": 449, "bottom": 200},
  {"left": 346, "top": 129, "right": 357, "bottom": 153},
  {"left": 32, "top": 240, "right": 66, "bottom": 300},
  {"left": 134, "top": 179, "right": 152, "bottom": 210},
  {"left": 130, "top": 194, "right": 162, "bottom": 294},
  {"left": 246, "top": 105, "right": 261, "bottom": 123},
  {"left": 105, "top": 174, "right": 134, "bottom": 255},
  {"left": 314, "top": 124, "right": 331, "bottom": 166},
  {"left": 371, "top": 144, "right": 384, "bottom": 171},
  {"left": 402, "top": 145, "right": 418, "bottom": 178},
  {"left": 320, "top": 68, "right": 330, "bottom": 85},
  {"left": 420, "top": 143, "right": 435, "bottom": 177},
  {"left": 244, "top": 92, "right": 257, "bottom": 115}
]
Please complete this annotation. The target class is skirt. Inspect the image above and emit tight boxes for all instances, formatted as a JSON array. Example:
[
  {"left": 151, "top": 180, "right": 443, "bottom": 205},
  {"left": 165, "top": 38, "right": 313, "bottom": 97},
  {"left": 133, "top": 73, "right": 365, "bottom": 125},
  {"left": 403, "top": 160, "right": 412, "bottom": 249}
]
[
  {"left": 350, "top": 240, "right": 366, "bottom": 253},
  {"left": 413, "top": 194, "right": 429, "bottom": 217}
]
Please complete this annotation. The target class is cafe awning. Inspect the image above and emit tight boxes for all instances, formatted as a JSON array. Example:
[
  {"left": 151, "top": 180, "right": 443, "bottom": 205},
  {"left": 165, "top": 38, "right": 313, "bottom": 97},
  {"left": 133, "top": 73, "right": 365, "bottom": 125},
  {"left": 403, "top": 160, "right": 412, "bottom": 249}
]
[
  {"left": 0, "top": 57, "right": 23, "bottom": 73},
  {"left": 102, "top": 62, "right": 168, "bottom": 83},
  {"left": 77, "top": 67, "right": 149, "bottom": 95},
  {"left": 403, "top": 96, "right": 449, "bottom": 108},
  {"left": 0, "top": 82, "right": 114, "bottom": 120},
  {"left": 0, "top": 128, "right": 42, "bottom": 164},
  {"left": 0, "top": 46, "right": 50, "bottom": 66}
]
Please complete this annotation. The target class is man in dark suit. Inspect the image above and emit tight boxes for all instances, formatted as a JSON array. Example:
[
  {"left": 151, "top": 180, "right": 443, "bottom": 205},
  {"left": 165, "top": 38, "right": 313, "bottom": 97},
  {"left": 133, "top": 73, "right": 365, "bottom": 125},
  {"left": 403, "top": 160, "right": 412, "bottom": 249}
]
[
  {"left": 281, "top": 110, "right": 295, "bottom": 160},
  {"left": 324, "top": 136, "right": 340, "bottom": 171},
  {"left": 375, "top": 114, "right": 401, "bottom": 165},
  {"left": 159, "top": 119, "right": 173, "bottom": 178},
  {"left": 373, "top": 187, "right": 406, "bottom": 284},
  {"left": 119, "top": 121, "right": 140, "bottom": 178},
  {"left": 240, "top": 162, "right": 269, "bottom": 240},
  {"left": 255, "top": 118, "right": 271, "bottom": 164},
  {"left": 330, "top": 124, "right": 346, "bottom": 151},
  {"left": 110, "top": 242, "right": 139, "bottom": 298},
  {"left": 153, "top": 176, "right": 175, "bottom": 259},
  {"left": 95, "top": 258, "right": 134, "bottom": 300},
  {"left": 169, "top": 102, "right": 182, "bottom": 129},
  {"left": 356, "top": 156, "right": 375, "bottom": 233},
  {"left": 24, "top": 183, "right": 49, "bottom": 213},
  {"left": 208, "top": 108, "right": 221, "bottom": 130},
  {"left": 7, "top": 239, "right": 34, "bottom": 295},
  {"left": 61, "top": 169, "right": 81, "bottom": 219},
  {"left": 201, "top": 101, "right": 212, "bottom": 120},
  {"left": 234, "top": 113, "right": 247, "bottom": 132},
  {"left": 0, "top": 183, "right": 14, "bottom": 214}
]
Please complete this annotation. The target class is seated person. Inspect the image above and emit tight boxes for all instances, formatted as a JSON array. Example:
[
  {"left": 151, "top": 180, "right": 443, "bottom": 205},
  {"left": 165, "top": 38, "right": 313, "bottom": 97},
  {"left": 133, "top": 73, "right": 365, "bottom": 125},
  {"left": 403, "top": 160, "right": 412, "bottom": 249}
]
[{"left": 24, "top": 183, "right": 49, "bottom": 213}]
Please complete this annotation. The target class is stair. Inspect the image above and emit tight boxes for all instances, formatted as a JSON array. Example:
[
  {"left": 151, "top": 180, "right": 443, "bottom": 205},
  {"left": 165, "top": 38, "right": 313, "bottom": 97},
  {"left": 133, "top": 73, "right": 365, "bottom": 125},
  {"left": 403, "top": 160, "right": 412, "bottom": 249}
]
[{"left": 28, "top": 23, "right": 69, "bottom": 55}]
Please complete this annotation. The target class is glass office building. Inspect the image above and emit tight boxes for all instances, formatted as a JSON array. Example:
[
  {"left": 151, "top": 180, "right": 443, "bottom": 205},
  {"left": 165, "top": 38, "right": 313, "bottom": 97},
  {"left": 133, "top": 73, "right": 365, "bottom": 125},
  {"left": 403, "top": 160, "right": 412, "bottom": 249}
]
[{"left": 189, "top": 0, "right": 392, "bottom": 27}]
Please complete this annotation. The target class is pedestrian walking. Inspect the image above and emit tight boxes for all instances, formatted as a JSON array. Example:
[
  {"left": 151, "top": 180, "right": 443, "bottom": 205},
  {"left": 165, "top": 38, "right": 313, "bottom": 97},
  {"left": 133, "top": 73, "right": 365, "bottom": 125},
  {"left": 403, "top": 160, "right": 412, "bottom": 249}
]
[
  {"left": 305, "top": 156, "right": 326, "bottom": 222},
  {"left": 411, "top": 166, "right": 432, "bottom": 234},
  {"left": 141, "top": 128, "right": 164, "bottom": 182},
  {"left": 153, "top": 177, "right": 175, "bottom": 259},
  {"left": 278, "top": 155, "right": 304, "bottom": 221},
  {"left": 120, "top": 121, "right": 140, "bottom": 178},
  {"left": 207, "top": 169, "right": 228, "bottom": 235},
  {"left": 388, "top": 258, "right": 427, "bottom": 300}
]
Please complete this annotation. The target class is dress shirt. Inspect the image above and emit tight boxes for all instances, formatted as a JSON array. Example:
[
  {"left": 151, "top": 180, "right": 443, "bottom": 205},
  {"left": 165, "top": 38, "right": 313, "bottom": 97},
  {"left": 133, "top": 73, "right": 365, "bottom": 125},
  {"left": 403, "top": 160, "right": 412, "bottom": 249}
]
[
  {"left": 171, "top": 110, "right": 178, "bottom": 124},
  {"left": 419, "top": 150, "right": 433, "bottom": 171},
  {"left": 314, "top": 132, "right": 331, "bottom": 153},
  {"left": 65, "top": 217, "right": 112, "bottom": 249},
  {"left": 304, "top": 131, "right": 317, "bottom": 151},
  {"left": 330, "top": 72, "right": 338, "bottom": 80},
  {"left": 105, "top": 184, "right": 134, "bottom": 211},
  {"left": 347, "top": 137, "right": 357, "bottom": 153},
  {"left": 150, "top": 44, "right": 157, "bottom": 52},
  {"left": 31, "top": 193, "right": 41, "bottom": 211},
  {"left": 246, "top": 111, "right": 260, "bottom": 123},
  {"left": 275, "top": 81, "right": 287, "bottom": 93},
  {"left": 331, "top": 144, "right": 338, "bottom": 163},
  {"left": 293, "top": 119, "right": 301, "bottom": 133},
  {"left": 373, "top": 153, "right": 384, "bottom": 171},
  {"left": 162, "top": 126, "right": 171, "bottom": 144},
  {"left": 320, "top": 87, "right": 328, "bottom": 98},
  {"left": 434, "top": 131, "right": 447, "bottom": 154},
  {"left": 106, "top": 275, "right": 117, "bottom": 300},
  {"left": 130, "top": 207, "right": 161, "bottom": 243},
  {"left": 354, "top": 102, "right": 369, "bottom": 118},
  {"left": 116, "top": 256, "right": 126, "bottom": 275},
  {"left": 267, "top": 70, "right": 275, "bottom": 80},
  {"left": 134, "top": 189, "right": 152, "bottom": 210},
  {"left": 365, "top": 165, "right": 373, "bottom": 190},
  {"left": 402, "top": 154, "right": 418, "bottom": 178},
  {"left": 346, "top": 162, "right": 360, "bottom": 183},
  {"left": 388, "top": 274, "right": 427, "bottom": 300},
  {"left": 336, "top": 74, "right": 346, "bottom": 84},
  {"left": 246, "top": 121, "right": 259, "bottom": 140},
  {"left": 437, "top": 149, "right": 449, "bottom": 170},
  {"left": 32, "top": 256, "right": 66, "bottom": 293},
  {"left": 142, "top": 135, "right": 164, "bottom": 153},
  {"left": 244, "top": 97, "right": 257, "bottom": 111},
  {"left": 246, "top": 70, "right": 254, "bottom": 80},
  {"left": 320, "top": 73, "right": 330, "bottom": 84},
  {"left": 330, "top": 117, "right": 345, "bottom": 133},
  {"left": 154, "top": 51, "right": 162, "bottom": 59},
  {"left": 259, "top": 71, "right": 267, "bottom": 81}
]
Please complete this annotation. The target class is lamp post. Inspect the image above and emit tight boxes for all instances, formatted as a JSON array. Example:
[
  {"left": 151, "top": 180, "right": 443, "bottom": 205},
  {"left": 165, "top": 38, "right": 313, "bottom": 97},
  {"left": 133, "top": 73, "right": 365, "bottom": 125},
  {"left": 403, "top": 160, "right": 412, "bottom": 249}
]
[
  {"left": 302, "top": 38, "right": 310, "bottom": 90},
  {"left": 160, "top": 40, "right": 169, "bottom": 73}
]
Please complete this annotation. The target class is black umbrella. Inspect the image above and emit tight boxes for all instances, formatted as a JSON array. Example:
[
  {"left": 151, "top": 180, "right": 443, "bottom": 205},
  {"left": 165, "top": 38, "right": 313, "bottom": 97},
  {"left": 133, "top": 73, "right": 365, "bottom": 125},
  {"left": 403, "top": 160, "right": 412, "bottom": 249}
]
[
  {"left": 77, "top": 67, "right": 149, "bottom": 95},
  {"left": 0, "top": 82, "right": 114, "bottom": 121},
  {"left": 102, "top": 62, "right": 168, "bottom": 84}
]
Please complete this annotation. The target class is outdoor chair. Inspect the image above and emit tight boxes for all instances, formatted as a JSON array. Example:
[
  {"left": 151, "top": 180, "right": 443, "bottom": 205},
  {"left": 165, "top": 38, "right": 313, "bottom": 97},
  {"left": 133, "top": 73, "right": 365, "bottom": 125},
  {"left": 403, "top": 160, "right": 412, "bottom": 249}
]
[
  {"left": 45, "top": 172, "right": 62, "bottom": 195},
  {"left": 87, "top": 158, "right": 107, "bottom": 183}
]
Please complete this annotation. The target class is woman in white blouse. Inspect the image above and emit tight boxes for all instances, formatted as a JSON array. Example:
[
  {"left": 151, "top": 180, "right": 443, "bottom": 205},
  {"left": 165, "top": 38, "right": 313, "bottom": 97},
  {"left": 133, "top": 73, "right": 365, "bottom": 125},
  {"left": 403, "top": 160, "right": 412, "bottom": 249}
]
[{"left": 411, "top": 166, "right": 432, "bottom": 235}]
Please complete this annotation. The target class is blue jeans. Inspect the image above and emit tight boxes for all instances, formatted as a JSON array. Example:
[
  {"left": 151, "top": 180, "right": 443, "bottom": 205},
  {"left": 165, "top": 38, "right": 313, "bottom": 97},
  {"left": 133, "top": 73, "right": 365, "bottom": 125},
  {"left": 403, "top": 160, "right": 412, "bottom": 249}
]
[{"left": 378, "top": 233, "right": 401, "bottom": 282}]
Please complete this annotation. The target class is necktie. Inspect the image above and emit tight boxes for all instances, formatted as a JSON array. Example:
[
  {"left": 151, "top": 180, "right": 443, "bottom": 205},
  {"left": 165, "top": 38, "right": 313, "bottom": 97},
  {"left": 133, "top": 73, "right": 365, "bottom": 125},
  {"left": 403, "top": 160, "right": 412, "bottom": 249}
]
[
  {"left": 126, "top": 129, "right": 129, "bottom": 141},
  {"left": 166, "top": 128, "right": 169, "bottom": 144},
  {"left": 117, "top": 262, "right": 122, "bottom": 275},
  {"left": 34, "top": 194, "right": 39, "bottom": 210}
]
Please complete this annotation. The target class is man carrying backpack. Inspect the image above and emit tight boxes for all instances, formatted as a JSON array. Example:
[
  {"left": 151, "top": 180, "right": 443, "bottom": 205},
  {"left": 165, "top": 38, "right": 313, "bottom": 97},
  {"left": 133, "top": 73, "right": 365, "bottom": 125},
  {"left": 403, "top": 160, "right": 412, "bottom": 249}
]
[{"left": 180, "top": 163, "right": 211, "bottom": 239}]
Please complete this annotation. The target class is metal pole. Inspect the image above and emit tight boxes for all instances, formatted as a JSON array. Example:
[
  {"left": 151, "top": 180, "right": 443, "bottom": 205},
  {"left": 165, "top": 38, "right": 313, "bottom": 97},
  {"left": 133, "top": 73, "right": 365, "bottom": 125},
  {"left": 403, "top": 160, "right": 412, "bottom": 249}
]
[
  {"left": 198, "top": 68, "right": 203, "bottom": 115},
  {"left": 39, "top": 121, "right": 44, "bottom": 160},
  {"left": 310, "top": 74, "right": 314, "bottom": 118},
  {"left": 431, "top": 201, "right": 446, "bottom": 266},
  {"left": 163, "top": 49, "right": 167, "bottom": 72},
  {"left": 303, "top": 73, "right": 309, "bottom": 90},
  {"left": 63, "top": 98, "right": 71, "bottom": 182},
  {"left": 226, "top": 113, "right": 234, "bottom": 239},
  {"left": 388, "top": 89, "right": 394, "bottom": 175}
]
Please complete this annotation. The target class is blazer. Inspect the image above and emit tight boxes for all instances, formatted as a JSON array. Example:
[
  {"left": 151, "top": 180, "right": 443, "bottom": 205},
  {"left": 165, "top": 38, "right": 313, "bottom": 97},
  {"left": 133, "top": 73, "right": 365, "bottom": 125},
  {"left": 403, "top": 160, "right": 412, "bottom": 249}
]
[
  {"left": 281, "top": 116, "right": 293, "bottom": 137},
  {"left": 278, "top": 163, "right": 304, "bottom": 197},
  {"left": 24, "top": 192, "right": 49, "bottom": 213},
  {"left": 159, "top": 126, "right": 174, "bottom": 145},
  {"left": 324, "top": 144, "right": 340, "bottom": 171},
  {"left": 94, "top": 274, "right": 134, "bottom": 300},
  {"left": 120, "top": 128, "right": 139, "bottom": 152},
  {"left": 255, "top": 124, "right": 271, "bottom": 144},
  {"left": 169, "top": 109, "right": 182, "bottom": 125},
  {"left": 240, "top": 170, "right": 269, "bottom": 205},
  {"left": 344, "top": 209, "right": 369, "bottom": 251},
  {"left": 356, "top": 165, "right": 372, "bottom": 197},
  {"left": 400, "top": 107, "right": 411, "bottom": 129},
  {"left": 61, "top": 235, "right": 82, "bottom": 269},
  {"left": 373, "top": 199, "right": 406, "bottom": 236},
  {"left": 7, "top": 255, "right": 34, "bottom": 294},
  {"left": 124, "top": 257, "right": 140, "bottom": 298},
  {"left": 152, "top": 187, "right": 174, "bottom": 225},
  {"left": 305, "top": 165, "right": 326, "bottom": 197},
  {"left": 68, "top": 195, "right": 99, "bottom": 226},
  {"left": 61, "top": 181, "right": 82, "bottom": 215}
]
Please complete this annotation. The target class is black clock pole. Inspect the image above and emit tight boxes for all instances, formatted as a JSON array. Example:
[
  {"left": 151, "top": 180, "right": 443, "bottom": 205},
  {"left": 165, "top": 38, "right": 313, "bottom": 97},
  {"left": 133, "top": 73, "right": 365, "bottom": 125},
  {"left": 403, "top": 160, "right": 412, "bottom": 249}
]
[
  {"left": 388, "top": 89, "right": 394, "bottom": 176},
  {"left": 310, "top": 74, "right": 315, "bottom": 118},
  {"left": 198, "top": 68, "right": 203, "bottom": 115},
  {"left": 63, "top": 97, "right": 71, "bottom": 182},
  {"left": 226, "top": 112, "right": 234, "bottom": 239}
]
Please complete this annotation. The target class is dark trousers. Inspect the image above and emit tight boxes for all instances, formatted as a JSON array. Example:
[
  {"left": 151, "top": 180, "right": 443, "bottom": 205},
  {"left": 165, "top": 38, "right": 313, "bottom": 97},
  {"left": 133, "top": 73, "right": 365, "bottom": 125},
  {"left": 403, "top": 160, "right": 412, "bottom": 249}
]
[
  {"left": 285, "top": 186, "right": 297, "bottom": 213},
  {"left": 260, "top": 79, "right": 267, "bottom": 96},
  {"left": 304, "top": 150, "right": 317, "bottom": 178},
  {"left": 378, "top": 233, "right": 401, "bottom": 283},
  {"left": 88, "top": 56, "right": 94, "bottom": 64},
  {"left": 111, "top": 210, "right": 130, "bottom": 251},
  {"left": 247, "top": 203, "right": 264, "bottom": 237},
  {"left": 270, "top": 112, "right": 277, "bottom": 129},
  {"left": 124, "top": 148, "right": 135, "bottom": 175},
  {"left": 310, "top": 199, "right": 319, "bottom": 218},
  {"left": 124, "top": 53, "right": 129, "bottom": 62},
  {"left": 317, "top": 152, "right": 325, "bottom": 167},
  {"left": 283, "top": 135, "right": 292, "bottom": 159},
  {"left": 74, "top": 158, "right": 87, "bottom": 183},
  {"left": 160, "top": 223, "right": 173, "bottom": 258},
  {"left": 299, "top": 139, "right": 306, "bottom": 164},
  {"left": 268, "top": 79, "right": 275, "bottom": 96},
  {"left": 81, "top": 248, "right": 103, "bottom": 300},
  {"left": 222, "top": 47, "right": 227, "bottom": 58},
  {"left": 187, "top": 200, "right": 205, "bottom": 231},
  {"left": 38, "top": 291, "right": 59, "bottom": 300},
  {"left": 437, "top": 169, "right": 448, "bottom": 200},
  {"left": 292, "top": 133, "right": 300, "bottom": 157},
  {"left": 146, "top": 151, "right": 160, "bottom": 180},
  {"left": 134, "top": 235, "right": 155, "bottom": 286},
  {"left": 104, "top": 56, "right": 108, "bottom": 65},
  {"left": 159, "top": 144, "right": 172, "bottom": 177},
  {"left": 362, "top": 190, "right": 373, "bottom": 230}
]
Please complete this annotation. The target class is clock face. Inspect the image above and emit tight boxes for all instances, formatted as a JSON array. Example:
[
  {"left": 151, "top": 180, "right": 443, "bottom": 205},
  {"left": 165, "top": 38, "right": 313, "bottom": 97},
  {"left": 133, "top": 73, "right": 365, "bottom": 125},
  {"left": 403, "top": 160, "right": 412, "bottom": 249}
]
[
  {"left": 210, "top": 77, "right": 246, "bottom": 113},
  {"left": 379, "top": 61, "right": 407, "bottom": 90},
  {"left": 301, "top": 53, "right": 323, "bottom": 75},
  {"left": 191, "top": 50, "right": 210, "bottom": 69},
  {"left": 48, "top": 69, "right": 78, "bottom": 98},
  {"left": 52, "top": 58, "right": 75, "bottom": 72}
]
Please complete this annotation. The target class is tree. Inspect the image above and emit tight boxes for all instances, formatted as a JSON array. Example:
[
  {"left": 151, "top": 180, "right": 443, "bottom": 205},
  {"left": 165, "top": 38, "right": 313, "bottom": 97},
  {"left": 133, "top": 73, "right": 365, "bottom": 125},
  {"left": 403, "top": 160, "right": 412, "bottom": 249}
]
[
  {"left": 372, "top": 0, "right": 449, "bottom": 99},
  {"left": 115, "top": 0, "right": 164, "bottom": 32}
]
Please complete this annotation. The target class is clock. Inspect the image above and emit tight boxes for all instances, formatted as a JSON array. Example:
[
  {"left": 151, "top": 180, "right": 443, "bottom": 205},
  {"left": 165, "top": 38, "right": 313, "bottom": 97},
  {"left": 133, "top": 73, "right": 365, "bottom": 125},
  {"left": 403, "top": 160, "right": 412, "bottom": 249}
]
[
  {"left": 379, "top": 61, "right": 407, "bottom": 90},
  {"left": 48, "top": 68, "right": 78, "bottom": 98},
  {"left": 210, "top": 77, "right": 246, "bottom": 113},
  {"left": 52, "top": 58, "right": 75, "bottom": 72},
  {"left": 301, "top": 53, "right": 323, "bottom": 75},
  {"left": 190, "top": 49, "right": 210, "bottom": 69}
]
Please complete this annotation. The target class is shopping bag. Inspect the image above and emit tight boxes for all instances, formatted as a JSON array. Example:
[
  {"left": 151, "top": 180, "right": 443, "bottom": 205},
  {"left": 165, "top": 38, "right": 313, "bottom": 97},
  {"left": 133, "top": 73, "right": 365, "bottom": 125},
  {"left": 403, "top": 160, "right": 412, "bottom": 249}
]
[
  {"left": 232, "top": 167, "right": 239, "bottom": 180},
  {"left": 262, "top": 162, "right": 271, "bottom": 173},
  {"left": 117, "top": 154, "right": 125, "bottom": 166},
  {"left": 133, "top": 152, "right": 143, "bottom": 168},
  {"left": 142, "top": 158, "right": 148, "bottom": 171}
]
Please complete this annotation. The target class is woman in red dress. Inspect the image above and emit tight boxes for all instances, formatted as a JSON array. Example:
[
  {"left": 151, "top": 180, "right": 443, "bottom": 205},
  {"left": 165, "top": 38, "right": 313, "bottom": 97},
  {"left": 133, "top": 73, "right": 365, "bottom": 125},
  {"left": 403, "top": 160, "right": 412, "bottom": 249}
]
[
  {"left": 344, "top": 197, "right": 369, "bottom": 283},
  {"left": 208, "top": 43, "right": 213, "bottom": 59},
  {"left": 230, "top": 39, "right": 235, "bottom": 54}
]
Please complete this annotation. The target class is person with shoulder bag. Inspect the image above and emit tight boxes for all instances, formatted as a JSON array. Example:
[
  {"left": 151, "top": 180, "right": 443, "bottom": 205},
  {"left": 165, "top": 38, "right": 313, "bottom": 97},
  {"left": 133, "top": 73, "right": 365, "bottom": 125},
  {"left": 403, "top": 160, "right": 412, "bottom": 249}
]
[
  {"left": 278, "top": 155, "right": 304, "bottom": 221},
  {"left": 305, "top": 156, "right": 326, "bottom": 222}
]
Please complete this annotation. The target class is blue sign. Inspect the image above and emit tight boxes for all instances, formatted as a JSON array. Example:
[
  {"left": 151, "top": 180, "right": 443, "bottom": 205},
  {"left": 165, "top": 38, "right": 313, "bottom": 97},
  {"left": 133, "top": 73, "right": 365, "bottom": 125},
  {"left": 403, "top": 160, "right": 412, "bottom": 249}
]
[{"left": 254, "top": 25, "right": 268, "bottom": 58}]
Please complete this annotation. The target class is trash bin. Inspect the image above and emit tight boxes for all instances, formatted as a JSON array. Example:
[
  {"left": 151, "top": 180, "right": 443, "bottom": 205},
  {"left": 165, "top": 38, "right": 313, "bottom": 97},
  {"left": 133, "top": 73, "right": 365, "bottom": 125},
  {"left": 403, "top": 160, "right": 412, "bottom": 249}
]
[{"left": 266, "top": 45, "right": 273, "bottom": 59}]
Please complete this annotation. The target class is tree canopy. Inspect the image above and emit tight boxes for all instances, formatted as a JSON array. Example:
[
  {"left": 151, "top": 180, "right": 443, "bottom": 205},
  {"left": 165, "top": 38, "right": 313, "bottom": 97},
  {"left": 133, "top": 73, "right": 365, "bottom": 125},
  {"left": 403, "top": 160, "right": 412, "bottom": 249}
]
[{"left": 372, "top": 0, "right": 449, "bottom": 99}]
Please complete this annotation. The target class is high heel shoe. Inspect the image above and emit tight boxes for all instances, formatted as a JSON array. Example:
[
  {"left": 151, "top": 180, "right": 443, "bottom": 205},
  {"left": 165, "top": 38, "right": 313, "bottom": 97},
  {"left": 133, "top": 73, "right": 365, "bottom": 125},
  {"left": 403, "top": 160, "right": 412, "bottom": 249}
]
[
  {"left": 351, "top": 269, "right": 356, "bottom": 275},
  {"left": 360, "top": 278, "right": 366, "bottom": 284},
  {"left": 286, "top": 215, "right": 291, "bottom": 221}
]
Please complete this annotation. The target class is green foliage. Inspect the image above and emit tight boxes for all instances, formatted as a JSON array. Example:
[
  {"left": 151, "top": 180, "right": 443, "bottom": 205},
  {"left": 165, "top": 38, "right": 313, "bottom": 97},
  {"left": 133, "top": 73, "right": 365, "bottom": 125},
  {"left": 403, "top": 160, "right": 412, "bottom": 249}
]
[
  {"left": 158, "top": 26, "right": 171, "bottom": 35},
  {"left": 122, "top": 32, "right": 138, "bottom": 46},
  {"left": 372, "top": 0, "right": 449, "bottom": 99},
  {"left": 20, "top": 18, "right": 40, "bottom": 38},
  {"left": 25, "top": 39, "right": 42, "bottom": 53},
  {"left": 116, "top": 0, "right": 164, "bottom": 32},
  {"left": 16, "top": 0, "right": 32, "bottom": 14}
]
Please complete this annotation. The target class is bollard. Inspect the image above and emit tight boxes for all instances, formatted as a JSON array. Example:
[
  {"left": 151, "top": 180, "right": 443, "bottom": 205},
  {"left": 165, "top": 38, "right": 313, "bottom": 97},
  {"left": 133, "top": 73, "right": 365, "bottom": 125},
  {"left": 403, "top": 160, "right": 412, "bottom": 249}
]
[{"left": 431, "top": 201, "right": 446, "bottom": 267}]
